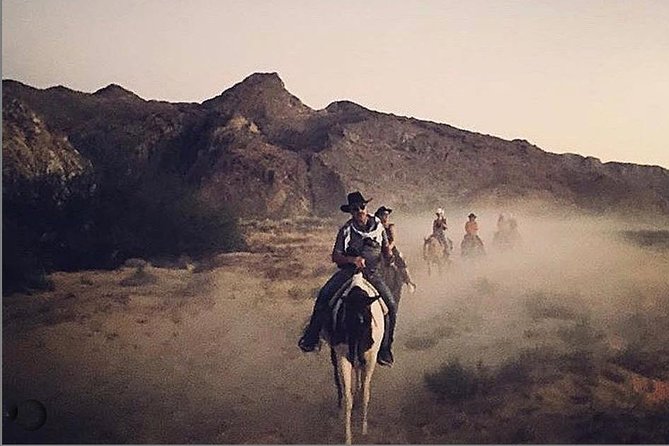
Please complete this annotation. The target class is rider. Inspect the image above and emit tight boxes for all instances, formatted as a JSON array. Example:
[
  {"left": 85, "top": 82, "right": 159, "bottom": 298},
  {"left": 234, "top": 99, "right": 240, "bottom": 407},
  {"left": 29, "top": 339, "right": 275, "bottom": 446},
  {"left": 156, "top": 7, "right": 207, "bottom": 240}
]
[
  {"left": 465, "top": 213, "right": 484, "bottom": 248},
  {"left": 432, "top": 208, "right": 452, "bottom": 255},
  {"left": 375, "top": 205, "right": 417, "bottom": 293},
  {"left": 298, "top": 192, "right": 398, "bottom": 367}
]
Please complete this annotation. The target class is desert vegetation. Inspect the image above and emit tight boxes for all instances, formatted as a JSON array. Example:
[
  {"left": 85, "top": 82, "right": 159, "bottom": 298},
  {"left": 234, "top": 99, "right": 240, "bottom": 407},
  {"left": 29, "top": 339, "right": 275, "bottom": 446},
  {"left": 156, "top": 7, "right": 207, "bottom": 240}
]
[
  {"left": 3, "top": 209, "right": 669, "bottom": 443},
  {"left": 2, "top": 171, "right": 245, "bottom": 294}
]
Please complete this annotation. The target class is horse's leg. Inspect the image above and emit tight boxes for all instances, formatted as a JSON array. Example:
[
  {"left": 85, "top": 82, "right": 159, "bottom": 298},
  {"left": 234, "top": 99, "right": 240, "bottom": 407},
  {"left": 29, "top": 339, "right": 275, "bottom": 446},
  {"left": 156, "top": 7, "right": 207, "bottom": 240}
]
[
  {"left": 360, "top": 358, "right": 377, "bottom": 436},
  {"left": 355, "top": 367, "right": 363, "bottom": 398},
  {"left": 337, "top": 354, "right": 354, "bottom": 445},
  {"left": 331, "top": 347, "right": 343, "bottom": 409}
]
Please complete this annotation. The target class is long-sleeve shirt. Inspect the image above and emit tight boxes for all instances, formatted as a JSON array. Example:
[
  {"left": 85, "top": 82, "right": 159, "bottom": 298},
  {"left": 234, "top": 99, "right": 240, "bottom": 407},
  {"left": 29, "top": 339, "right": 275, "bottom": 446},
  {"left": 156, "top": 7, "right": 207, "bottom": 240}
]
[
  {"left": 333, "top": 216, "right": 389, "bottom": 273},
  {"left": 465, "top": 220, "right": 478, "bottom": 235},
  {"left": 433, "top": 218, "right": 448, "bottom": 236}
]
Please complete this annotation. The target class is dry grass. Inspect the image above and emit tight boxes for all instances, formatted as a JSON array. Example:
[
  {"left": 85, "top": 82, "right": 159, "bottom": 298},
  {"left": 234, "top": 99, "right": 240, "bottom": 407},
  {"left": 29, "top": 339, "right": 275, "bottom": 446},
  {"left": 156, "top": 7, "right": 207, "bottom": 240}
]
[
  {"left": 4, "top": 218, "right": 669, "bottom": 444},
  {"left": 119, "top": 267, "right": 159, "bottom": 287}
]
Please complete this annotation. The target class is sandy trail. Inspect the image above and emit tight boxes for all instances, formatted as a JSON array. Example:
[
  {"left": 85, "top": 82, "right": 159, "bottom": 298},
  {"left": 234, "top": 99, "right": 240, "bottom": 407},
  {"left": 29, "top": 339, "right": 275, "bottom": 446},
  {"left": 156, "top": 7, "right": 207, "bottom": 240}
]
[{"left": 3, "top": 214, "right": 669, "bottom": 443}]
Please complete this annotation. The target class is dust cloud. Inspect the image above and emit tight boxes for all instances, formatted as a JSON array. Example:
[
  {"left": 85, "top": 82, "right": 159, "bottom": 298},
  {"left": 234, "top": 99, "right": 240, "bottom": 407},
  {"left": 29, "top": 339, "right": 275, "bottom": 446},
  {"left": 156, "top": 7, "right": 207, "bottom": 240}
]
[{"left": 392, "top": 204, "right": 669, "bottom": 360}]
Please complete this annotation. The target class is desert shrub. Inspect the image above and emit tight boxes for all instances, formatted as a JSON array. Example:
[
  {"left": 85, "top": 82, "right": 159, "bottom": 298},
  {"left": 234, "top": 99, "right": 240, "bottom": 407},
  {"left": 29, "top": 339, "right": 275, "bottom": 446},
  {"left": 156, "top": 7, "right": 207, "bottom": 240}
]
[
  {"left": 287, "top": 286, "right": 315, "bottom": 300},
  {"left": 572, "top": 409, "right": 669, "bottom": 443},
  {"left": 405, "top": 335, "right": 439, "bottom": 351},
  {"left": 87, "top": 171, "right": 245, "bottom": 262},
  {"left": 3, "top": 170, "right": 245, "bottom": 294},
  {"left": 557, "top": 316, "right": 604, "bottom": 350},
  {"left": 495, "top": 355, "right": 533, "bottom": 385},
  {"left": 613, "top": 345, "right": 669, "bottom": 380},
  {"left": 601, "top": 365, "right": 626, "bottom": 384},
  {"left": 124, "top": 258, "right": 148, "bottom": 269},
  {"left": 265, "top": 261, "right": 304, "bottom": 280},
  {"left": 619, "top": 229, "right": 669, "bottom": 251},
  {"left": 119, "top": 267, "right": 158, "bottom": 287},
  {"left": 524, "top": 292, "right": 578, "bottom": 321},
  {"left": 425, "top": 360, "right": 485, "bottom": 402},
  {"left": 2, "top": 174, "right": 71, "bottom": 294}
]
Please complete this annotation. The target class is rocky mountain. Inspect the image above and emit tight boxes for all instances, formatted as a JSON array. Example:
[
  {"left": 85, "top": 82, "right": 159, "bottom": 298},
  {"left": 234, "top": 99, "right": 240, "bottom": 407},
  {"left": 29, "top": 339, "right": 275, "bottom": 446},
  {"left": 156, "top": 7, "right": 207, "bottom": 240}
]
[{"left": 3, "top": 72, "right": 669, "bottom": 218}]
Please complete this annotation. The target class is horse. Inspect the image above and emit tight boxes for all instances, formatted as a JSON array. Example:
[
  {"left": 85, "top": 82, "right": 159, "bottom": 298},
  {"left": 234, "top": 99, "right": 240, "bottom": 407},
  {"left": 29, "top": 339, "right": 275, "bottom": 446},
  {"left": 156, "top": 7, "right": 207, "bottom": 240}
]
[
  {"left": 423, "top": 235, "right": 451, "bottom": 275},
  {"left": 461, "top": 234, "right": 485, "bottom": 258},
  {"left": 326, "top": 272, "right": 386, "bottom": 445},
  {"left": 493, "top": 219, "right": 522, "bottom": 252},
  {"left": 380, "top": 260, "right": 407, "bottom": 306}
]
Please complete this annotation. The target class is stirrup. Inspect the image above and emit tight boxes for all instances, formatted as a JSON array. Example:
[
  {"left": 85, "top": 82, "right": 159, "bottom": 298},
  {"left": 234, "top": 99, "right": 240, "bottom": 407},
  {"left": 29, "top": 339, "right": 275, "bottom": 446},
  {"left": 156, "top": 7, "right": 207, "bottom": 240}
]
[
  {"left": 298, "top": 336, "right": 321, "bottom": 353},
  {"left": 377, "top": 350, "right": 394, "bottom": 367}
]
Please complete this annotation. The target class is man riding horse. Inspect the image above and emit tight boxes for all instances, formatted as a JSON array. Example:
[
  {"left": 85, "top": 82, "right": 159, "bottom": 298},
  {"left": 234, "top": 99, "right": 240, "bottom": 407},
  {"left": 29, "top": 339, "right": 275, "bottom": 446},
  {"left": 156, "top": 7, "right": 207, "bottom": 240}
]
[
  {"left": 462, "top": 212, "right": 485, "bottom": 257},
  {"left": 298, "top": 192, "right": 397, "bottom": 367},
  {"left": 374, "top": 205, "right": 416, "bottom": 295},
  {"left": 431, "top": 208, "right": 452, "bottom": 256}
]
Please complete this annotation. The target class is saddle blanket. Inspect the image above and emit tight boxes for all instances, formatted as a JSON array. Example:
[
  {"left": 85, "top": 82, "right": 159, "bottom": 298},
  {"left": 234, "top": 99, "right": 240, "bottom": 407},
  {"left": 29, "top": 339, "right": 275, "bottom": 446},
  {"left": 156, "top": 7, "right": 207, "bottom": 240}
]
[{"left": 328, "top": 272, "right": 389, "bottom": 316}]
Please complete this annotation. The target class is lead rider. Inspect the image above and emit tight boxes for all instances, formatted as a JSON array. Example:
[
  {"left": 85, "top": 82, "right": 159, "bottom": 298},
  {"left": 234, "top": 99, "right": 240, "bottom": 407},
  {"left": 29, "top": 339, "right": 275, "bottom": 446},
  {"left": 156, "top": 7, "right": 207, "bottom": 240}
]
[{"left": 298, "top": 191, "right": 397, "bottom": 367}]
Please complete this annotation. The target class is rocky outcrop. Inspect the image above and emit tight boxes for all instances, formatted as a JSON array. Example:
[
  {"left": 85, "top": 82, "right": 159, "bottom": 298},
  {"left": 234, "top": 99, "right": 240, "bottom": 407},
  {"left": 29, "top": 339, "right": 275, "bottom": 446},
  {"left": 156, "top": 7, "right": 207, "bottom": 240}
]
[{"left": 2, "top": 98, "right": 90, "bottom": 185}]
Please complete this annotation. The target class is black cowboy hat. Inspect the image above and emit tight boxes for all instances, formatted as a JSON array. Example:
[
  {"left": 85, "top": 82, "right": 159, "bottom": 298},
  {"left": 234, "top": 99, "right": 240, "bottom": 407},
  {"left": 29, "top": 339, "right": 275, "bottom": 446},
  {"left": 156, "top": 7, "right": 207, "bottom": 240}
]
[
  {"left": 374, "top": 206, "right": 393, "bottom": 218},
  {"left": 468, "top": 213, "right": 477, "bottom": 218},
  {"left": 340, "top": 191, "right": 372, "bottom": 213}
]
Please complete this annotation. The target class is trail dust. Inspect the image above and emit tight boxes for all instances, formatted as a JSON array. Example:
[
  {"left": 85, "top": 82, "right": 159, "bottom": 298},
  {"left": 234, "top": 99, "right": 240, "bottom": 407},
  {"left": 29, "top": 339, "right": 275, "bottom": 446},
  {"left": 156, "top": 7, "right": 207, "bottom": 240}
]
[{"left": 3, "top": 208, "right": 669, "bottom": 443}]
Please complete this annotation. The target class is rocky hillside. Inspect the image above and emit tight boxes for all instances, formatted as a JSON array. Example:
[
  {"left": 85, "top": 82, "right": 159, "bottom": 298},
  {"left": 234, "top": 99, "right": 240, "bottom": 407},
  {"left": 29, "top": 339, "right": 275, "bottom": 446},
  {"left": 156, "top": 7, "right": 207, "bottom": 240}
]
[{"left": 3, "top": 72, "right": 669, "bottom": 218}]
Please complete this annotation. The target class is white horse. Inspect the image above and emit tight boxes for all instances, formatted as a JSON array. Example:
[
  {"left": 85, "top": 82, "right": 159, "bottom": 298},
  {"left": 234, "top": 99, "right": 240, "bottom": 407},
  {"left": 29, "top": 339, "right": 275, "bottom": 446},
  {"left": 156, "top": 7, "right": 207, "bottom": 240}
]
[{"left": 327, "top": 272, "right": 386, "bottom": 445}]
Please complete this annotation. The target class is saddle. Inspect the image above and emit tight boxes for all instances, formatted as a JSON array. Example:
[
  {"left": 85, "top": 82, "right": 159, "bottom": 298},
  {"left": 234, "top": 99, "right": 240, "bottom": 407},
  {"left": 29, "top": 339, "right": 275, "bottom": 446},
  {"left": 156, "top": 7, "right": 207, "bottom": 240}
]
[
  {"left": 328, "top": 272, "right": 388, "bottom": 363},
  {"left": 329, "top": 272, "right": 388, "bottom": 313},
  {"left": 328, "top": 273, "right": 388, "bottom": 341}
]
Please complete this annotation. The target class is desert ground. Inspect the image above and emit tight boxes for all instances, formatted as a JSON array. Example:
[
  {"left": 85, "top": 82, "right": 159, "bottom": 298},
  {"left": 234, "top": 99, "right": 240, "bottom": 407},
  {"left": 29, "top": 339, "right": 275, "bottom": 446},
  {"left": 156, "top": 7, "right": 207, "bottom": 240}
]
[{"left": 3, "top": 209, "right": 669, "bottom": 444}]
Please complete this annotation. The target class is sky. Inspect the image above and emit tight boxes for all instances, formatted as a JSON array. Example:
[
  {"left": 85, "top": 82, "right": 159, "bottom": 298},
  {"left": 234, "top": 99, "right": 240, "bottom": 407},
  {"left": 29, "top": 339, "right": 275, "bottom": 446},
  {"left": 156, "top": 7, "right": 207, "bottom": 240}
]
[{"left": 2, "top": 0, "right": 668, "bottom": 168}]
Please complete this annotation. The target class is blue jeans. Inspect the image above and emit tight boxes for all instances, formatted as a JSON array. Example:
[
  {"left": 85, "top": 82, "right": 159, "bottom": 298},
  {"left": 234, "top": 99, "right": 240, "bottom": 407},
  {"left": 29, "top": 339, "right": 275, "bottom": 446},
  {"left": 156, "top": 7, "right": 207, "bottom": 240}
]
[{"left": 303, "top": 267, "right": 397, "bottom": 352}]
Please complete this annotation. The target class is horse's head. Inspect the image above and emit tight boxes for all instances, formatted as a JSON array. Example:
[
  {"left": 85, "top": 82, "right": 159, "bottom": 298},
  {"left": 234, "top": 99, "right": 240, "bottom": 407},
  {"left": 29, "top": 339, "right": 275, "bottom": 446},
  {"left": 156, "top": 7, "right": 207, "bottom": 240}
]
[{"left": 343, "top": 286, "right": 377, "bottom": 311}]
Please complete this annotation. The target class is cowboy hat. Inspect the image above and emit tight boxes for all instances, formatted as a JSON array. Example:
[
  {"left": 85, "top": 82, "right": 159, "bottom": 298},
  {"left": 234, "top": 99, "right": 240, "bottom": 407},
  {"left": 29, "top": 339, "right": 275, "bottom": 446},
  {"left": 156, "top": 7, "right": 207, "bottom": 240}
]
[
  {"left": 468, "top": 213, "right": 477, "bottom": 218},
  {"left": 374, "top": 206, "right": 393, "bottom": 218},
  {"left": 340, "top": 191, "right": 372, "bottom": 213}
]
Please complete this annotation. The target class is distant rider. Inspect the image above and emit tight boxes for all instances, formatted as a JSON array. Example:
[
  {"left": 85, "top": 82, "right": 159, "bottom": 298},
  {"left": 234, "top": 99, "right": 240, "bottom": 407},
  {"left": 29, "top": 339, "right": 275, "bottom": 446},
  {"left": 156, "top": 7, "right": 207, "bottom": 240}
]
[
  {"left": 432, "top": 208, "right": 452, "bottom": 255},
  {"left": 464, "top": 212, "right": 485, "bottom": 251}
]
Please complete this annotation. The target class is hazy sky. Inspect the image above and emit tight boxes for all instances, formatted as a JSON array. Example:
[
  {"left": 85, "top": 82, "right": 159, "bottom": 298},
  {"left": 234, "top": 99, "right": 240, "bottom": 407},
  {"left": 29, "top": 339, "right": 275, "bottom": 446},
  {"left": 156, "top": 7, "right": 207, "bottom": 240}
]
[{"left": 3, "top": 0, "right": 668, "bottom": 168}]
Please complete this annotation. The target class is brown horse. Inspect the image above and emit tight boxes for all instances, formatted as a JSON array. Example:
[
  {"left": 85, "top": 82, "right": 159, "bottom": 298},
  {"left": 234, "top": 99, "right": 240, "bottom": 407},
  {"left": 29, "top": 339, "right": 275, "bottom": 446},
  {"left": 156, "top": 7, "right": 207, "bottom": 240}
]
[
  {"left": 461, "top": 234, "right": 485, "bottom": 258},
  {"left": 423, "top": 235, "right": 450, "bottom": 275},
  {"left": 380, "top": 261, "right": 404, "bottom": 306}
]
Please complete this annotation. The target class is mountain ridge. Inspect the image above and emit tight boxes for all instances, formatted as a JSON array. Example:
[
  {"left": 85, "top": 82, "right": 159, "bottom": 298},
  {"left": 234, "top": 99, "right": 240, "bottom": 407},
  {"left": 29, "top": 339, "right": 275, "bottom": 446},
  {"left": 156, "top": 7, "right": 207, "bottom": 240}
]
[{"left": 3, "top": 73, "right": 668, "bottom": 218}]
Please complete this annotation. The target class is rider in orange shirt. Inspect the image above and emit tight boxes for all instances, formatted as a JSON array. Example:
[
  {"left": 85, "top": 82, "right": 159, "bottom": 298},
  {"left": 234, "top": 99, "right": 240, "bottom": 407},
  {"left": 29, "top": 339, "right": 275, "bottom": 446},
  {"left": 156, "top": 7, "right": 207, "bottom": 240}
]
[
  {"left": 463, "top": 213, "right": 485, "bottom": 253},
  {"left": 465, "top": 213, "right": 479, "bottom": 236}
]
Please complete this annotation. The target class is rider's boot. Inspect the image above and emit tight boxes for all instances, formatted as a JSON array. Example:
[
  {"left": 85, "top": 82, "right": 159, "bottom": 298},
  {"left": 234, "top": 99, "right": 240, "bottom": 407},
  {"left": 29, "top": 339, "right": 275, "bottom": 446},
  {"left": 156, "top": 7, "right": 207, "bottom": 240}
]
[
  {"left": 298, "top": 311, "right": 323, "bottom": 352},
  {"left": 377, "top": 312, "right": 396, "bottom": 367},
  {"left": 399, "top": 267, "right": 416, "bottom": 293}
]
